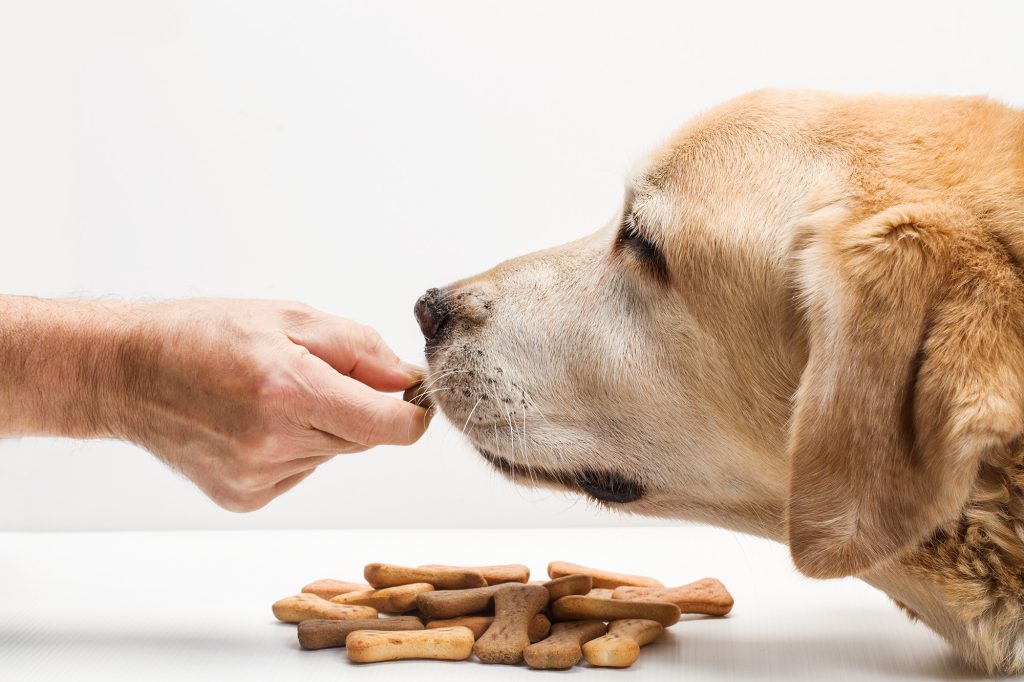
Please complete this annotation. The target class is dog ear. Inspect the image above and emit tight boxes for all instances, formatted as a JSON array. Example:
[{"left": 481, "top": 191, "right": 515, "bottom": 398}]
[{"left": 788, "top": 202, "right": 1024, "bottom": 578}]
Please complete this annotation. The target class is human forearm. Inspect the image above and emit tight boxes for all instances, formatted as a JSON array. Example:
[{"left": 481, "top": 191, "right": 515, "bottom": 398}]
[
  {"left": 0, "top": 295, "right": 133, "bottom": 438},
  {"left": 0, "top": 295, "right": 430, "bottom": 511}
]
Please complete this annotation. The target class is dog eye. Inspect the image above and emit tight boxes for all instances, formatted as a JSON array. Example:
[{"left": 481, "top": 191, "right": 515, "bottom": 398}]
[{"left": 616, "top": 215, "right": 669, "bottom": 281}]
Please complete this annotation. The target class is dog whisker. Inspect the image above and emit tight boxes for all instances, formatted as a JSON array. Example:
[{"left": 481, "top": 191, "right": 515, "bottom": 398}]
[{"left": 461, "top": 396, "right": 483, "bottom": 436}]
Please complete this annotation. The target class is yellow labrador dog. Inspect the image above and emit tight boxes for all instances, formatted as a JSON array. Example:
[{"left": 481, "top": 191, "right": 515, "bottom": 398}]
[{"left": 413, "top": 91, "right": 1024, "bottom": 673}]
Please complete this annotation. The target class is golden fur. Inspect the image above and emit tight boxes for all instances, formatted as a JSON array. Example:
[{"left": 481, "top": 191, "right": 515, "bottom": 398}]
[{"left": 422, "top": 91, "right": 1024, "bottom": 672}]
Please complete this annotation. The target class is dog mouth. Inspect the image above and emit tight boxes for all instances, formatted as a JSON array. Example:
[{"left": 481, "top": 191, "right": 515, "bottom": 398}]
[{"left": 477, "top": 447, "right": 645, "bottom": 504}]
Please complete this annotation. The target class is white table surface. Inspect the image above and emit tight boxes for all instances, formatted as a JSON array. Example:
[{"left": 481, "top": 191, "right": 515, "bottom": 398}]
[{"left": 0, "top": 526, "right": 997, "bottom": 681}]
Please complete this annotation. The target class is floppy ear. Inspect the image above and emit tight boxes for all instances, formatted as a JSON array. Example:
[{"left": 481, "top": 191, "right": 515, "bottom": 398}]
[{"left": 788, "top": 202, "right": 1024, "bottom": 578}]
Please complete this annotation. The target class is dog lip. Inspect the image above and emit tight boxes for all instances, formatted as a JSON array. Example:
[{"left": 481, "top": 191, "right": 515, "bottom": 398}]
[
  {"left": 574, "top": 469, "right": 645, "bottom": 504},
  {"left": 477, "top": 448, "right": 644, "bottom": 504}
]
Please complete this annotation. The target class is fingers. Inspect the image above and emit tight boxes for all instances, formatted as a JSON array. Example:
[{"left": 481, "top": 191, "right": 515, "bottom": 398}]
[
  {"left": 299, "top": 353, "right": 432, "bottom": 446},
  {"left": 288, "top": 312, "right": 422, "bottom": 392}
]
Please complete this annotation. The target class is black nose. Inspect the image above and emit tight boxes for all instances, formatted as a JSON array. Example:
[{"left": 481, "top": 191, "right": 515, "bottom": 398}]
[{"left": 414, "top": 287, "right": 450, "bottom": 342}]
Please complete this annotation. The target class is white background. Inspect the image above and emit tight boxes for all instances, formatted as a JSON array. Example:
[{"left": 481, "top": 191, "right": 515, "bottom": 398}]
[{"left": 1, "top": 0, "right": 1022, "bottom": 531}]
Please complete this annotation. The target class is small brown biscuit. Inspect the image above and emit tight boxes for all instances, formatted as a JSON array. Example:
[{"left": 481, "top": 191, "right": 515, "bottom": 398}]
[
  {"left": 529, "top": 613, "right": 553, "bottom": 643},
  {"left": 330, "top": 583, "right": 434, "bottom": 613},
  {"left": 543, "top": 574, "right": 592, "bottom": 602},
  {"left": 548, "top": 560, "right": 663, "bottom": 589},
  {"left": 473, "top": 584, "right": 550, "bottom": 664},
  {"left": 365, "top": 563, "right": 487, "bottom": 590},
  {"left": 416, "top": 584, "right": 505, "bottom": 619},
  {"left": 552, "top": 595, "right": 680, "bottom": 627},
  {"left": 403, "top": 380, "right": 433, "bottom": 409},
  {"left": 272, "top": 593, "right": 377, "bottom": 623},
  {"left": 587, "top": 588, "right": 615, "bottom": 599},
  {"left": 582, "top": 618, "right": 664, "bottom": 668},
  {"left": 426, "top": 615, "right": 494, "bottom": 639},
  {"left": 425, "top": 613, "right": 551, "bottom": 642},
  {"left": 419, "top": 564, "right": 530, "bottom": 585},
  {"left": 297, "top": 616, "right": 423, "bottom": 650},
  {"left": 346, "top": 626, "right": 474, "bottom": 663},
  {"left": 301, "top": 579, "right": 371, "bottom": 600},
  {"left": 523, "top": 621, "right": 607, "bottom": 669},
  {"left": 613, "top": 577, "right": 734, "bottom": 616}
]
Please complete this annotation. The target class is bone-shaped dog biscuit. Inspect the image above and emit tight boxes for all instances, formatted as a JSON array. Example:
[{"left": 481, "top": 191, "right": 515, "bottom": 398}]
[
  {"left": 301, "top": 579, "right": 371, "bottom": 600},
  {"left": 346, "top": 626, "right": 475, "bottom": 663},
  {"left": 613, "top": 577, "right": 734, "bottom": 616},
  {"left": 582, "top": 618, "right": 663, "bottom": 667},
  {"left": 425, "top": 613, "right": 551, "bottom": 642},
  {"left": 297, "top": 616, "right": 423, "bottom": 650},
  {"left": 523, "top": 620, "right": 607, "bottom": 669},
  {"left": 365, "top": 563, "right": 487, "bottom": 590},
  {"left": 472, "top": 584, "right": 550, "bottom": 664},
  {"left": 272, "top": 593, "right": 377, "bottom": 623},
  {"left": 330, "top": 583, "right": 433, "bottom": 612},
  {"left": 415, "top": 584, "right": 505, "bottom": 619},
  {"left": 548, "top": 560, "right": 663, "bottom": 588},
  {"left": 552, "top": 595, "right": 680, "bottom": 627},
  {"left": 543, "top": 574, "right": 592, "bottom": 602},
  {"left": 419, "top": 564, "right": 530, "bottom": 585}
]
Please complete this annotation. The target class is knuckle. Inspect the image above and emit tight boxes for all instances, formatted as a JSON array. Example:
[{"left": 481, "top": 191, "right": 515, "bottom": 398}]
[
  {"left": 225, "top": 459, "right": 276, "bottom": 493},
  {"left": 251, "top": 367, "right": 291, "bottom": 402},
  {"left": 241, "top": 431, "right": 282, "bottom": 457}
]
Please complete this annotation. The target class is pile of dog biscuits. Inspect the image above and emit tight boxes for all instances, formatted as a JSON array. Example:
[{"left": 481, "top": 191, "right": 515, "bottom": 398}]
[{"left": 273, "top": 560, "right": 732, "bottom": 669}]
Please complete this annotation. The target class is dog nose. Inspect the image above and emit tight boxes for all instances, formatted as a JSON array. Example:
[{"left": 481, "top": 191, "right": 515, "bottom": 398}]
[{"left": 414, "top": 287, "right": 450, "bottom": 342}]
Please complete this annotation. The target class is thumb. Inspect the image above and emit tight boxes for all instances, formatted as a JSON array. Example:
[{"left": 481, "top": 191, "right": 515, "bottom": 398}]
[
  {"left": 289, "top": 314, "right": 422, "bottom": 392},
  {"left": 298, "top": 353, "right": 432, "bottom": 446}
]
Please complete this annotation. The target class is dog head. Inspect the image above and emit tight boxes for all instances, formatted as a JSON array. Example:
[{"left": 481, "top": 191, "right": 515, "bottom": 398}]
[{"left": 416, "top": 91, "right": 1024, "bottom": 580}]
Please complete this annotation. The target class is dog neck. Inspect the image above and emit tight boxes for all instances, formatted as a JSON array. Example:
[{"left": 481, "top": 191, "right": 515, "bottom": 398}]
[{"left": 855, "top": 453, "right": 1024, "bottom": 673}]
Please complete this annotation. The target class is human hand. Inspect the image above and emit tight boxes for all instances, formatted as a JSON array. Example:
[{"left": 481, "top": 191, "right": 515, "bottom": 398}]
[{"left": 111, "top": 299, "right": 431, "bottom": 511}]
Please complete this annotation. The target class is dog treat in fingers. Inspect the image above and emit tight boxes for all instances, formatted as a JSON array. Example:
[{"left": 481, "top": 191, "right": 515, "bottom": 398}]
[
  {"left": 272, "top": 593, "right": 377, "bottom": 623},
  {"left": 330, "top": 583, "right": 434, "bottom": 613},
  {"left": 301, "top": 579, "right": 371, "bottom": 600},
  {"left": 543, "top": 574, "right": 592, "bottom": 602},
  {"left": 420, "top": 564, "right": 530, "bottom": 585},
  {"left": 416, "top": 584, "right": 505, "bottom": 619},
  {"left": 365, "top": 563, "right": 487, "bottom": 590},
  {"left": 548, "top": 560, "right": 663, "bottom": 589},
  {"left": 582, "top": 619, "right": 664, "bottom": 668},
  {"left": 425, "top": 613, "right": 551, "bottom": 642},
  {"left": 473, "top": 584, "right": 550, "bottom": 664},
  {"left": 346, "top": 626, "right": 475, "bottom": 663},
  {"left": 297, "top": 616, "right": 423, "bottom": 650},
  {"left": 523, "top": 620, "right": 607, "bottom": 670},
  {"left": 552, "top": 595, "right": 680, "bottom": 627},
  {"left": 587, "top": 588, "right": 615, "bottom": 599},
  {"left": 403, "top": 380, "right": 433, "bottom": 409},
  {"left": 613, "top": 577, "right": 734, "bottom": 616}
]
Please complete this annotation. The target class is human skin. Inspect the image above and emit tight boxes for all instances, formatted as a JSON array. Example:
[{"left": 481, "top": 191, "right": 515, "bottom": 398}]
[{"left": 0, "top": 296, "right": 430, "bottom": 511}]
